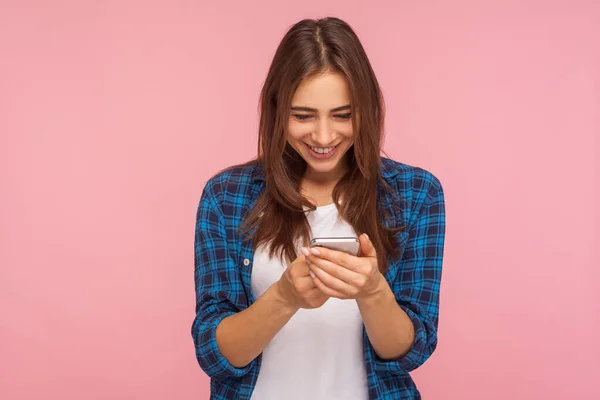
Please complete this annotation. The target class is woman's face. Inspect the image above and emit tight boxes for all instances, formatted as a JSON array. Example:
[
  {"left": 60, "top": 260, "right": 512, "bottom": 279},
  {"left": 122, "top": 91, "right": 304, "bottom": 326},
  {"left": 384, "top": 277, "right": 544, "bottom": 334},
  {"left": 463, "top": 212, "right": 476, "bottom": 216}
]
[{"left": 286, "top": 71, "right": 354, "bottom": 182}]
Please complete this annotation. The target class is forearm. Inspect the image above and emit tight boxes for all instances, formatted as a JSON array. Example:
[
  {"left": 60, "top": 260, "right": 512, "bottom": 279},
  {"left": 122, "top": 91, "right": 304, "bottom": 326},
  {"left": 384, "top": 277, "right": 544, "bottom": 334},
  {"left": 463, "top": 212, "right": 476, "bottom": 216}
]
[
  {"left": 357, "top": 278, "right": 415, "bottom": 360},
  {"left": 215, "top": 282, "right": 298, "bottom": 368}
]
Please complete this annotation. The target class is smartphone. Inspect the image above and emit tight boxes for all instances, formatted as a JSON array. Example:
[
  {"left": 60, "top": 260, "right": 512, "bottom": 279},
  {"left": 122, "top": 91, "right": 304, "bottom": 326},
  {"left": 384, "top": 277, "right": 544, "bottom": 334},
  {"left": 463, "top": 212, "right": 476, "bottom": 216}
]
[{"left": 309, "top": 236, "right": 360, "bottom": 256}]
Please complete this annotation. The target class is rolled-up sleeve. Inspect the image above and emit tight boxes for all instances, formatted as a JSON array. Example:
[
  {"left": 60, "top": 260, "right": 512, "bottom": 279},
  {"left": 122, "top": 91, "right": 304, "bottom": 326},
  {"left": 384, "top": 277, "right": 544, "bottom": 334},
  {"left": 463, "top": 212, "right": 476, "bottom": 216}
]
[
  {"left": 374, "top": 173, "right": 446, "bottom": 374},
  {"left": 191, "top": 181, "right": 254, "bottom": 381}
]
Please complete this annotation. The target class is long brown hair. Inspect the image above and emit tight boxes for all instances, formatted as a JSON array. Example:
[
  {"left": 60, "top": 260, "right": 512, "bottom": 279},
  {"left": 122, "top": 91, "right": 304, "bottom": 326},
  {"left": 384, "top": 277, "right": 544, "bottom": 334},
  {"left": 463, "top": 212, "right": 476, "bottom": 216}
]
[{"left": 240, "top": 17, "right": 404, "bottom": 273}]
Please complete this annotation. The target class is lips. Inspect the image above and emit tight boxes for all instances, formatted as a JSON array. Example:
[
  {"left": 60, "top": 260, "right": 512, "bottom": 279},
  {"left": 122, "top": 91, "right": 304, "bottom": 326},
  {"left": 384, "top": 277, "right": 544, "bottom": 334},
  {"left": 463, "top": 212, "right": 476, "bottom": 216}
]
[
  {"left": 304, "top": 143, "right": 338, "bottom": 160},
  {"left": 309, "top": 145, "right": 335, "bottom": 154}
]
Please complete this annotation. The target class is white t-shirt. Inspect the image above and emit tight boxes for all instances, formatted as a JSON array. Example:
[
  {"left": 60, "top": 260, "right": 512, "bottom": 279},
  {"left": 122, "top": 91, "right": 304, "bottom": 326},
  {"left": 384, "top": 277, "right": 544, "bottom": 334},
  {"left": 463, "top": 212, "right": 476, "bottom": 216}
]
[{"left": 250, "top": 203, "right": 368, "bottom": 400}]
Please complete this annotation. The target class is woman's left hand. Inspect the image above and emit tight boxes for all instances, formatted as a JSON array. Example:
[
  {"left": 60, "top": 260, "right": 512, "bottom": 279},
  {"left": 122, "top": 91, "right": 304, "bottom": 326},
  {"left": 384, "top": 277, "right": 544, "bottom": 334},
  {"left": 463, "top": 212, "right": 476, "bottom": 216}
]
[{"left": 301, "top": 233, "right": 385, "bottom": 300}]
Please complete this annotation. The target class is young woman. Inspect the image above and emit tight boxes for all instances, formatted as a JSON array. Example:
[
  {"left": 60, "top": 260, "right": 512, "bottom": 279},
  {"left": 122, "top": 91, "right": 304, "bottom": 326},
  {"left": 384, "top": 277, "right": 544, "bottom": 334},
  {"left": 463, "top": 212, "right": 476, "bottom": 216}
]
[{"left": 192, "top": 17, "right": 446, "bottom": 400}]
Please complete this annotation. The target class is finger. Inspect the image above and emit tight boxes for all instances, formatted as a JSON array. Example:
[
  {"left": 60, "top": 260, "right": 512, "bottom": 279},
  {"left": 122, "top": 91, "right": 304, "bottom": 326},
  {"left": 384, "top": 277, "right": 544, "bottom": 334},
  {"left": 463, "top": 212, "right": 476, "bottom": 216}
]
[
  {"left": 290, "top": 254, "right": 308, "bottom": 267},
  {"left": 307, "top": 254, "right": 366, "bottom": 287},
  {"left": 289, "top": 259, "right": 311, "bottom": 278},
  {"left": 309, "top": 265, "right": 358, "bottom": 297},
  {"left": 306, "top": 287, "right": 329, "bottom": 302},
  {"left": 306, "top": 246, "right": 362, "bottom": 273},
  {"left": 292, "top": 275, "right": 316, "bottom": 292},
  {"left": 312, "top": 276, "right": 350, "bottom": 299},
  {"left": 358, "top": 233, "right": 377, "bottom": 258},
  {"left": 291, "top": 254, "right": 307, "bottom": 263}
]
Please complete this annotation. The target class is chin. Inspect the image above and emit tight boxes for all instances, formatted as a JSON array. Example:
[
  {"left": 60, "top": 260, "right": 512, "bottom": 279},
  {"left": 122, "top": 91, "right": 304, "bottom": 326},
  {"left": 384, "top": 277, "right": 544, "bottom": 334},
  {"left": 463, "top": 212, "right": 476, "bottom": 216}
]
[
  {"left": 304, "top": 153, "right": 348, "bottom": 174},
  {"left": 305, "top": 162, "right": 335, "bottom": 173}
]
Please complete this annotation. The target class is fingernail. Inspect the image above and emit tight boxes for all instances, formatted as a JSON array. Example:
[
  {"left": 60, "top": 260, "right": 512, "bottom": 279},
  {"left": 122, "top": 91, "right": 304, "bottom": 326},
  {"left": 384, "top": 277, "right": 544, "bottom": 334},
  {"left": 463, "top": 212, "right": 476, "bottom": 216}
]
[
  {"left": 309, "top": 271, "right": 316, "bottom": 278},
  {"left": 364, "top": 233, "right": 370, "bottom": 241},
  {"left": 301, "top": 247, "right": 310, "bottom": 257},
  {"left": 310, "top": 247, "right": 320, "bottom": 256}
]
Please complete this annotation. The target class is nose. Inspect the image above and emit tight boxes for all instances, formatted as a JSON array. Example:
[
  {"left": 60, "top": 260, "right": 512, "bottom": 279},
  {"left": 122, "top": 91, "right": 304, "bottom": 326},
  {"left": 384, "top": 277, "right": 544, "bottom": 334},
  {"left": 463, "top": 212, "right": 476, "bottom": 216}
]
[{"left": 312, "top": 118, "right": 336, "bottom": 146}]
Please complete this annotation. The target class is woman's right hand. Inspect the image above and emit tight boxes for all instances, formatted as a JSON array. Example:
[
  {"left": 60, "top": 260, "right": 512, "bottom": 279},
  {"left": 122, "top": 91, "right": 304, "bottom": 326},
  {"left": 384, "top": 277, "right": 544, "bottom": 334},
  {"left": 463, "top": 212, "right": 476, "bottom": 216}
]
[{"left": 274, "top": 254, "right": 329, "bottom": 310}]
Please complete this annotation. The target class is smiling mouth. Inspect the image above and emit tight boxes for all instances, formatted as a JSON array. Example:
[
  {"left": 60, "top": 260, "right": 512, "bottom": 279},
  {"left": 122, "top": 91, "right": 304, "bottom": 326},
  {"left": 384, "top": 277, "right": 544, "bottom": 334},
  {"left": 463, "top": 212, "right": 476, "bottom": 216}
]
[
  {"left": 303, "top": 142, "right": 340, "bottom": 160},
  {"left": 305, "top": 144, "right": 338, "bottom": 154}
]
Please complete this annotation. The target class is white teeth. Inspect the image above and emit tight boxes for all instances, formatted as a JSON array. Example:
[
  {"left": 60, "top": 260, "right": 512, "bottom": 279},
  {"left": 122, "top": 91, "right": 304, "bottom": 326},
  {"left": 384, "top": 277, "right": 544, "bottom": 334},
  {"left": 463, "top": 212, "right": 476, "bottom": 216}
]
[{"left": 310, "top": 146, "right": 334, "bottom": 154}]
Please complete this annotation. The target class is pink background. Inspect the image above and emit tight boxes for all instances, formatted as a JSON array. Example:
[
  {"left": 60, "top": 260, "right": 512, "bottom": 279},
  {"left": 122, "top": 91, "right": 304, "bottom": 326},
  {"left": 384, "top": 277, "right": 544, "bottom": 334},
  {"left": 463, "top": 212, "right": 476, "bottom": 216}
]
[{"left": 1, "top": 1, "right": 599, "bottom": 399}]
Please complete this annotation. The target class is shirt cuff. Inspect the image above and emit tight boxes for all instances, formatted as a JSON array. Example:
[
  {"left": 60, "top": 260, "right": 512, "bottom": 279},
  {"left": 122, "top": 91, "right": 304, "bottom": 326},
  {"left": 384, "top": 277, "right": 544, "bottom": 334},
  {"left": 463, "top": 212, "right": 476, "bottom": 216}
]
[
  {"left": 373, "top": 303, "right": 433, "bottom": 374},
  {"left": 196, "top": 311, "right": 255, "bottom": 380}
]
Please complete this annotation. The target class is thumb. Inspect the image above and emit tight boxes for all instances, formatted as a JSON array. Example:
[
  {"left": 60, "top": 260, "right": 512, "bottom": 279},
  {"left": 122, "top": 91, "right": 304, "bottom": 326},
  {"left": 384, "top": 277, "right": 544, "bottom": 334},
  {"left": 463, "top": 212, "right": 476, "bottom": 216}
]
[
  {"left": 358, "top": 233, "right": 376, "bottom": 258},
  {"left": 290, "top": 253, "right": 306, "bottom": 267}
]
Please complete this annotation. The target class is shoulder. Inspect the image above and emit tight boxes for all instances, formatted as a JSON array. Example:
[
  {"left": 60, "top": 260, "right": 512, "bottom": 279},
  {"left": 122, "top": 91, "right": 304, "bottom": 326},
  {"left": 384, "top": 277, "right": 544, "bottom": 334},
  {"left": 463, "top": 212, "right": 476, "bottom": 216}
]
[
  {"left": 380, "top": 156, "right": 444, "bottom": 225},
  {"left": 200, "top": 158, "right": 263, "bottom": 206},
  {"left": 381, "top": 156, "right": 443, "bottom": 198}
]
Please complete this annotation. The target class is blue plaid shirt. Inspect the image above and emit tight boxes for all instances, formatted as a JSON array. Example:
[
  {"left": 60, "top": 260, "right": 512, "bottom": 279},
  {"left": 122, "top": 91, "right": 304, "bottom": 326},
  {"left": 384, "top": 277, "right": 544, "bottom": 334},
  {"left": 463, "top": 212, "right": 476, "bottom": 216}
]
[{"left": 192, "top": 157, "right": 446, "bottom": 399}]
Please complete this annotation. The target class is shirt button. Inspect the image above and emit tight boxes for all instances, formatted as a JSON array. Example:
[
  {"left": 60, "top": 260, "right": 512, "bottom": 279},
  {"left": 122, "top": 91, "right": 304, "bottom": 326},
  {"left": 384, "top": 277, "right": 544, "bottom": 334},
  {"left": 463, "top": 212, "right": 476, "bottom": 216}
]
[{"left": 243, "top": 258, "right": 250, "bottom": 266}]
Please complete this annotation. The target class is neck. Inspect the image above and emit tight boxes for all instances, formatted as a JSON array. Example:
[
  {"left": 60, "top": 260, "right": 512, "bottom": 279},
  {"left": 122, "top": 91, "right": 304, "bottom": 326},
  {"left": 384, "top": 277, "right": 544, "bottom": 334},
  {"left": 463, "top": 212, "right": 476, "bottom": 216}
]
[
  {"left": 302, "top": 159, "right": 349, "bottom": 187},
  {"left": 300, "top": 161, "right": 349, "bottom": 207}
]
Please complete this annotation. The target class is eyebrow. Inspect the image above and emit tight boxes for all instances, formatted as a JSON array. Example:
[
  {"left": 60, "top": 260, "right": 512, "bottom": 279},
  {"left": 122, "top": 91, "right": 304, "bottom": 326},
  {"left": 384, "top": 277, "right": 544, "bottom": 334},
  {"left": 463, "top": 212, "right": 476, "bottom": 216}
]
[{"left": 290, "top": 104, "right": 351, "bottom": 113}]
